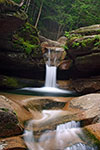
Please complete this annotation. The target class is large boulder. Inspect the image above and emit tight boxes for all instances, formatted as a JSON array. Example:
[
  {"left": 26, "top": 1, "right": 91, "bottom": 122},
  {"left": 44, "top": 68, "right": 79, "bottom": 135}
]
[
  {"left": 84, "top": 123, "right": 100, "bottom": 145},
  {"left": 0, "top": 95, "right": 23, "bottom": 137}
]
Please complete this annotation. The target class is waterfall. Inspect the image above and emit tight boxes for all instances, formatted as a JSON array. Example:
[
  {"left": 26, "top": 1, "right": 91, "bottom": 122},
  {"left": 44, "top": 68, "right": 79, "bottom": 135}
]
[
  {"left": 24, "top": 117, "right": 97, "bottom": 150},
  {"left": 20, "top": 48, "right": 74, "bottom": 95},
  {"left": 45, "top": 48, "right": 57, "bottom": 87},
  {"left": 45, "top": 64, "right": 57, "bottom": 87}
]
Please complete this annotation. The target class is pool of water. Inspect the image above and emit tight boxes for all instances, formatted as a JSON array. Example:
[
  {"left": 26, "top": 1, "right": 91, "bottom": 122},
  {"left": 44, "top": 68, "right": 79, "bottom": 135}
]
[{"left": 2, "top": 87, "right": 80, "bottom": 97}]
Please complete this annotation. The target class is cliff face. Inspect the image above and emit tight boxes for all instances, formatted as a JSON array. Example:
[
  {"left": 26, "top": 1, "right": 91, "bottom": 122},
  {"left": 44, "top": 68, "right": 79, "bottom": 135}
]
[
  {"left": 0, "top": 0, "right": 44, "bottom": 79},
  {"left": 0, "top": 0, "right": 27, "bottom": 35},
  {"left": 60, "top": 24, "right": 100, "bottom": 78},
  {"left": 60, "top": 25, "right": 100, "bottom": 93}
]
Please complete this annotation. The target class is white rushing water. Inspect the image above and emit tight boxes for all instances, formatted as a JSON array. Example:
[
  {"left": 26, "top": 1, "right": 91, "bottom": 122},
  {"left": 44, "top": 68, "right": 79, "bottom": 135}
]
[
  {"left": 20, "top": 48, "right": 74, "bottom": 94},
  {"left": 21, "top": 64, "right": 72, "bottom": 94},
  {"left": 24, "top": 117, "right": 97, "bottom": 150},
  {"left": 45, "top": 64, "right": 57, "bottom": 87}
]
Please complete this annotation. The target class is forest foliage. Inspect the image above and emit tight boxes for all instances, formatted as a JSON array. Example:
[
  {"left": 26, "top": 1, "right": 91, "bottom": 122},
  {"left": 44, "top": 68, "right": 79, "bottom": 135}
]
[{"left": 13, "top": 0, "right": 100, "bottom": 40}]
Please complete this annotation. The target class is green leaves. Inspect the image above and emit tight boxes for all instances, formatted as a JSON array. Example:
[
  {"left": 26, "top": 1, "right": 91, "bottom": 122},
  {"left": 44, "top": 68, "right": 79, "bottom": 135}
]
[
  {"left": 72, "top": 42, "right": 80, "bottom": 48},
  {"left": 12, "top": 0, "right": 100, "bottom": 39}
]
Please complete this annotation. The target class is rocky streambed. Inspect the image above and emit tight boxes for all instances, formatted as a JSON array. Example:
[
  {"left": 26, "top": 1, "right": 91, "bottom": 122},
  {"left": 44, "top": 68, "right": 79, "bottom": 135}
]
[{"left": 0, "top": 93, "right": 100, "bottom": 149}]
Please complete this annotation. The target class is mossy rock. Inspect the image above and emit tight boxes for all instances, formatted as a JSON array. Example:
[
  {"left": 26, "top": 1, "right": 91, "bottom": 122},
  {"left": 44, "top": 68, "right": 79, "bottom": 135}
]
[
  {"left": 12, "top": 22, "right": 41, "bottom": 56},
  {"left": 0, "top": 76, "right": 19, "bottom": 89},
  {"left": 83, "top": 128, "right": 100, "bottom": 149},
  {"left": 0, "top": 0, "right": 21, "bottom": 13},
  {"left": 70, "top": 24, "right": 100, "bottom": 36},
  {"left": 66, "top": 34, "right": 100, "bottom": 59},
  {"left": 0, "top": 96, "right": 23, "bottom": 137},
  {"left": 0, "top": 75, "right": 44, "bottom": 90}
]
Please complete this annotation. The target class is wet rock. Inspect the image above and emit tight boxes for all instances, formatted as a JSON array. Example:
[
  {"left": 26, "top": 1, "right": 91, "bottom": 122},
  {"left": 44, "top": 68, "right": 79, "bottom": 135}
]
[
  {"left": 43, "top": 47, "right": 65, "bottom": 66},
  {"left": 22, "top": 98, "right": 66, "bottom": 111},
  {"left": 2, "top": 93, "right": 100, "bottom": 146},
  {"left": 69, "top": 76, "right": 100, "bottom": 94},
  {"left": 57, "top": 36, "right": 67, "bottom": 45},
  {"left": 0, "top": 95, "right": 23, "bottom": 137},
  {"left": 69, "top": 94, "right": 100, "bottom": 120},
  {"left": 0, "top": 136, "right": 26, "bottom": 150},
  {"left": 84, "top": 123, "right": 100, "bottom": 145},
  {"left": 59, "top": 59, "right": 72, "bottom": 70},
  {"left": 39, "top": 35, "right": 61, "bottom": 47},
  {"left": 0, "top": 75, "right": 44, "bottom": 90},
  {"left": 0, "top": 94, "right": 33, "bottom": 127}
]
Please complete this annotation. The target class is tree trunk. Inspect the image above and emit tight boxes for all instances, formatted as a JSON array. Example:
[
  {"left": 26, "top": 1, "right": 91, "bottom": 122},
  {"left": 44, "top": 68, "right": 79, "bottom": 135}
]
[
  {"left": 19, "top": 0, "right": 25, "bottom": 7},
  {"left": 35, "top": 0, "right": 43, "bottom": 28},
  {"left": 56, "top": 24, "right": 65, "bottom": 40},
  {"left": 24, "top": 0, "right": 31, "bottom": 13}
]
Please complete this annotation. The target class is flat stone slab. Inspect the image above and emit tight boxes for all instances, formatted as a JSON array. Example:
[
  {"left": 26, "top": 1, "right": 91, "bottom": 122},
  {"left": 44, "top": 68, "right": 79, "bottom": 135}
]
[{"left": 0, "top": 136, "right": 26, "bottom": 150}]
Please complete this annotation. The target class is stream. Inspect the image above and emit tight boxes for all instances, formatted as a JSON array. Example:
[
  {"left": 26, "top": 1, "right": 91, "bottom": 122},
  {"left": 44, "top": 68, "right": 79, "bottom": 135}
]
[
  {"left": 24, "top": 117, "right": 97, "bottom": 150},
  {"left": 21, "top": 48, "right": 98, "bottom": 150},
  {"left": 4, "top": 48, "right": 98, "bottom": 150}
]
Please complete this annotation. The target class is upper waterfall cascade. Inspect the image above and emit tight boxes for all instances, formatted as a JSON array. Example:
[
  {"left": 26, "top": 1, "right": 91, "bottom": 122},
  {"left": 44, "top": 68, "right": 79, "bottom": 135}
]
[
  {"left": 43, "top": 47, "right": 65, "bottom": 67},
  {"left": 20, "top": 48, "right": 73, "bottom": 95},
  {"left": 44, "top": 48, "right": 64, "bottom": 87}
]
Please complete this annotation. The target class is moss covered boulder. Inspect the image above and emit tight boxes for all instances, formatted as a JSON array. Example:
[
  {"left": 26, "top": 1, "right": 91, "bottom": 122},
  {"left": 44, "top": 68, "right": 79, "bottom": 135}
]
[
  {"left": 12, "top": 22, "right": 41, "bottom": 56},
  {"left": 65, "top": 24, "right": 100, "bottom": 76}
]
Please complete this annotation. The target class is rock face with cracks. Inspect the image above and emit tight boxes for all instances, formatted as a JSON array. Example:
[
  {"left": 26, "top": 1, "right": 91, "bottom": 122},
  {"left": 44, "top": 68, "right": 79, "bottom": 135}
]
[{"left": 65, "top": 24, "right": 100, "bottom": 77}]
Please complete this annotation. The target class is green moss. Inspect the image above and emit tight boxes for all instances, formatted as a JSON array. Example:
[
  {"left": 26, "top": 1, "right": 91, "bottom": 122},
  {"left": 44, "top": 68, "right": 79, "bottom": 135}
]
[
  {"left": 84, "top": 129, "right": 100, "bottom": 148},
  {"left": 80, "top": 39, "right": 93, "bottom": 48},
  {"left": 72, "top": 42, "right": 80, "bottom": 48},
  {"left": 14, "top": 36, "right": 39, "bottom": 54},
  {"left": 0, "top": 0, "right": 5, "bottom": 2},
  {"left": 3, "top": 77, "right": 18, "bottom": 88},
  {"left": 68, "top": 34, "right": 100, "bottom": 50},
  {"left": 62, "top": 45, "right": 69, "bottom": 50},
  {"left": 81, "top": 41, "right": 87, "bottom": 47},
  {"left": 13, "top": 22, "right": 41, "bottom": 56},
  {"left": 12, "top": 0, "right": 21, "bottom": 4},
  {"left": 0, "top": 108, "right": 9, "bottom": 112},
  {"left": 13, "top": 111, "right": 17, "bottom": 116}
]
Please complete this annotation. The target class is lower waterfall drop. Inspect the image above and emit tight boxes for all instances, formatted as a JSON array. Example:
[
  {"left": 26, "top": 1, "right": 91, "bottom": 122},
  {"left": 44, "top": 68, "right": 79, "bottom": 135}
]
[{"left": 24, "top": 116, "right": 97, "bottom": 150}]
